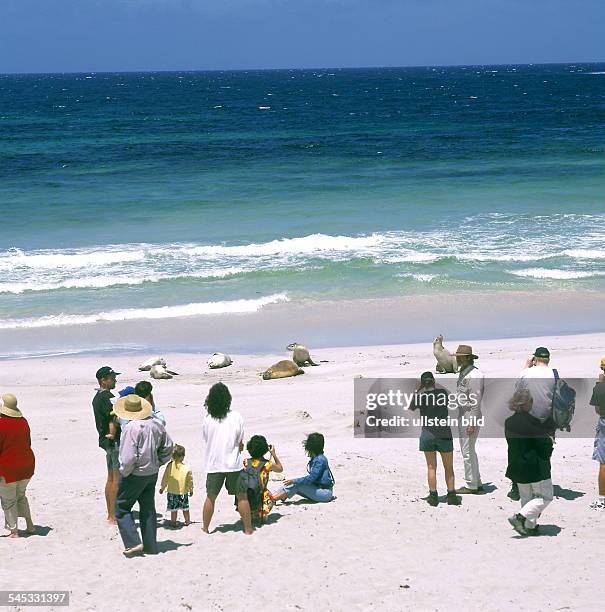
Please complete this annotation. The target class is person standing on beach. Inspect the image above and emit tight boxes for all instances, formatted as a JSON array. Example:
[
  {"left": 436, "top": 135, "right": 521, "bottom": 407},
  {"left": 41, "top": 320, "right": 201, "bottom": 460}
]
[
  {"left": 589, "top": 357, "right": 605, "bottom": 511},
  {"left": 408, "top": 372, "right": 460, "bottom": 506},
  {"left": 92, "top": 366, "right": 121, "bottom": 524},
  {"left": 116, "top": 382, "right": 166, "bottom": 427},
  {"left": 454, "top": 345, "right": 485, "bottom": 494},
  {"left": 505, "top": 389, "right": 554, "bottom": 536},
  {"left": 508, "top": 347, "right": 558, "bottom": 501},
  {"left": 201, "top": 383, "right": 253, "bottom": 535},
  {"left": 0, "top": 394, "right": 36, "bottom": 538},
  {"left": 114, "top": 394, "right": 174, "bottom": 556}
]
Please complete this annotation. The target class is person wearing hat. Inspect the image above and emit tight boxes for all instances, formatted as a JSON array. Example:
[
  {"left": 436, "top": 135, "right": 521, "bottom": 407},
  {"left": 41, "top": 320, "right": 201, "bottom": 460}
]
[
  {"left": 114, "top": 393, "right": 174, "bottom": 556},
  {"left": 588, "top": 357, "right": 605, "bottom": 511},
  {"left": 454, "top": 344, "right": 485, "bottom": 494},
  {"left": 0, "top": 394, "right": 36, "bottom": 538},
  {"left": 408, "top": 372, "right": 460, "bottom": 506},
  {"left": 510, "top": 347, "right": 558, "bottom": 501},
  {"left": 116, "top": 382, "right": 166, "bottom": 428},
  {"left": 92, "top": 366, "right": 121, "bottom": 524}
]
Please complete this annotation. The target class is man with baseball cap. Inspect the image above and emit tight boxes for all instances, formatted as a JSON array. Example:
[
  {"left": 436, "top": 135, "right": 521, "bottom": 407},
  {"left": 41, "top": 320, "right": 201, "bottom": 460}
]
[
  {"left": 589, "top": 357, "right": 605, "bottom": 510},
  {"left": 454, "top": 344, "right": 485, "bottom": 494},
  {"left": 92, "top": 366, "right": 121, "bottom": 524},
  {"left": 510, "top": 347, "right": 558, "bottom": 500}
]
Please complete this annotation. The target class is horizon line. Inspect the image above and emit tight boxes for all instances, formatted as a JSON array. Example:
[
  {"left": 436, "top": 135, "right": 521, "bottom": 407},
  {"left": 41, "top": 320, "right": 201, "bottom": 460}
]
[{"left": 1, "top": 59, "right": 604, "bottom": 78}]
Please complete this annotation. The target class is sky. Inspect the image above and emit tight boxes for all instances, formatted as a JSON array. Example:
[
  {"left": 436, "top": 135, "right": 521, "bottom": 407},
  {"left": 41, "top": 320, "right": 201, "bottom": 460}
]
[{"left": 1, "top": 0, "right": 604, "bottom": 74}]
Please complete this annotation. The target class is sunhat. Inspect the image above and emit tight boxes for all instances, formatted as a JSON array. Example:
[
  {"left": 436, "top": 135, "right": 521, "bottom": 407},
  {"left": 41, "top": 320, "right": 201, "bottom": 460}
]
[
  {"left": 454, "top": 345, "right": 478, "bottom": 359},
  {"left": 600, "top": 356, "right": 605, "bottom": 369},
  {"left": 0, "top": 393, "right": 23, "bottom": 418},
  {"left": 113, "top": 394, "right": 152, "bottom": 421}
]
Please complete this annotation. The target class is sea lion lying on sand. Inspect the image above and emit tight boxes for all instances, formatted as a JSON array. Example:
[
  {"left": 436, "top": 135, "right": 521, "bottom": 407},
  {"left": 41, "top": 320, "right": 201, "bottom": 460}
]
[
  {"left": 433, "top": 335, "right": 458, "bottom": 373},
  {"left": 262, "top": 360, "right": 304, "bottom": 380},
  {"left": 150, "top": 364, "right": 179, "bottom": 379},
  {"left": 287, "top": 342, "right": 319, "bottom": 367},
  {"left": 138, "top": 356, "right": 166, "bottom": 371},
  {"left": 208, "top": 353, "right": 232, "bottom": 369}
]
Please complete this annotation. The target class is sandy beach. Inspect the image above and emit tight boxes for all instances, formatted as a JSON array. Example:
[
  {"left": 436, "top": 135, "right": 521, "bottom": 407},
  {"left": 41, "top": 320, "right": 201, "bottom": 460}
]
[{"left": 2, "top": 331, "right": 603, "bottom": 611}]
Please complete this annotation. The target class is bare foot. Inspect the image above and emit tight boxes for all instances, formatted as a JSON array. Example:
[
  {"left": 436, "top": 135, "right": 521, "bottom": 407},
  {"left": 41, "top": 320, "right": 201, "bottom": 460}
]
[
  {"left": 123, "top": 543, "right": 144, "bottom": 558},
  {"left": 201, "top": 527, "right": 210, "bottom": 534},
  {"left": 243, "top": 529, "right": 254, "bottom": 536},
  {"left": 184, "top": 521, "right": 191, "bottom": 526},
  {"left": 107, "top": 517, "right": 118, "bottom": 525},
  {"left": 9, "top": 532, "right": 19, "bottom": 539}
]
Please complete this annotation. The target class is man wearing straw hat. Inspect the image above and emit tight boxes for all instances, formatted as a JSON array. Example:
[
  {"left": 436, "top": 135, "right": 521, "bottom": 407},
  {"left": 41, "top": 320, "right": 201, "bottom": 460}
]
[
  {"left": 113, "top": 393, "right": 174, "bottom": 557},
  {"left": 454, "top": 344, "right": 485, "bottom": 494}
]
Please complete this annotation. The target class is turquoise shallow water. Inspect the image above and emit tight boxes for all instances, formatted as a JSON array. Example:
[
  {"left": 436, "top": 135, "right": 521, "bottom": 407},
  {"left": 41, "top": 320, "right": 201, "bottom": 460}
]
[{"left": 0, "top": 63, "right": 603, "bottom": 330}]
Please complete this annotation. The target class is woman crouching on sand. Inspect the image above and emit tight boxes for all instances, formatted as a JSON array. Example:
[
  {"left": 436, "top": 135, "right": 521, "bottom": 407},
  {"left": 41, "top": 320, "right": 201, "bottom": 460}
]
[
  {"left": 272, "top": 433, "right": 334, "bottom": 503},
  {"left": 0, "top": 394, "right": 36, "bottom": 538}
]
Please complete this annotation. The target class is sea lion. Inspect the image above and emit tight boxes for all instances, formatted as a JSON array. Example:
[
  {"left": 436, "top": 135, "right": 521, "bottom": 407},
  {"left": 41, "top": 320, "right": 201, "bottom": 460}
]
[
  {"left": 208, "top": 352, "right": 232, "bottom": 369},
  {"left": 150, "top": 364, "right": 179, "bottom": 380},
  {"left": 433, "top": 335, "right": 458, "bottom": 373},
  {"left": 286, "top": 342, "right": 319, "bottom": 367},
  {"left": 262, "top": 360, "right": 304, "bottom": 380},
  {"left": 138, "top": 356, "right": 166, "bottom": 372}
]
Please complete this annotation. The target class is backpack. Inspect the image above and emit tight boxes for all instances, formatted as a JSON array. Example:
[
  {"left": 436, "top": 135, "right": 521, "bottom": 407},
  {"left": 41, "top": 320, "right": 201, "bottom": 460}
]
[
  {"left": 240, "top": 459, "right": 268, "bottom": 517},
  {"left": 551, "top": 369, "right": 576, "bottom": 432}
]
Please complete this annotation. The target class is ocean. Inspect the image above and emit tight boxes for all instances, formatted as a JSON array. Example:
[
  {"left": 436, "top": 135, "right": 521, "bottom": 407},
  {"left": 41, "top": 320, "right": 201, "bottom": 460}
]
[{"left": 0, "top": 63, "right": 604, "bottom": 340}]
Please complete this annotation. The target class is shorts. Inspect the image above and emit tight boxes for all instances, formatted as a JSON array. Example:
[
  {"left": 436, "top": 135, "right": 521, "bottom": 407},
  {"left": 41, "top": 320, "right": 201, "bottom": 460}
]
[
  {"left": 593, "top": 418, "right": 605, "bottom": 464},
  {"left": 167, "top": 493, "right": 190, "bottom": 511},
  {"left": 105, "top": 447, "right": 120, "bottom": 472},
  {"left": 419, "top": 429, "right": 454, "bottom": 453},
  {"left": 206, "top": 471, "right": 246, "bottom": 497}
]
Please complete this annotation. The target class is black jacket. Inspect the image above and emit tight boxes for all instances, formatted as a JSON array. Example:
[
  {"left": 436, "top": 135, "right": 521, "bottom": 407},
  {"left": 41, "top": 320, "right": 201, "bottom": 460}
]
[{"left": 505, "top": 411, "right": 553, "bottom": 484}]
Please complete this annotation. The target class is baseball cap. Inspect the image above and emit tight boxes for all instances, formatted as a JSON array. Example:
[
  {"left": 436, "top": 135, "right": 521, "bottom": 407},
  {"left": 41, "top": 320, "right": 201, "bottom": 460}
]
[
  {"left": 95, "top": 366, "right": 121, "bottom": 380},
  {"left": 533, "top": 347, "right": 550, "bottom": 359},
  {"left": 420, "top": 371, "right": 435, "bottom": 382},
  {"left": 118, "top": 386, "right": 135, "bottom": 397}
]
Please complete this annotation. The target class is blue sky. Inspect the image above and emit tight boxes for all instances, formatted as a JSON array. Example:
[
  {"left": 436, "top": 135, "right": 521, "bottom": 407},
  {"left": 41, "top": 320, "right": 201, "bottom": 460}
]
[{"left": 1, "top": 0, "right": 603, "bottom": 73}]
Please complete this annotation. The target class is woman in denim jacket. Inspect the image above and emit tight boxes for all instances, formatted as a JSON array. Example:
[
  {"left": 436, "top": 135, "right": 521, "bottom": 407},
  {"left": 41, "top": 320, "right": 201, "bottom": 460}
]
[{"left": 273, "top": 433, "right": 334, "bottom": 503}]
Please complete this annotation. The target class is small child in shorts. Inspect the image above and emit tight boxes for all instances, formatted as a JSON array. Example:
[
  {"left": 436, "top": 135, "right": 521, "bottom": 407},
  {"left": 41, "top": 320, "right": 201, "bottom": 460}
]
[{"left": 159, "top": 444, "right": 194, "bottom": 527}]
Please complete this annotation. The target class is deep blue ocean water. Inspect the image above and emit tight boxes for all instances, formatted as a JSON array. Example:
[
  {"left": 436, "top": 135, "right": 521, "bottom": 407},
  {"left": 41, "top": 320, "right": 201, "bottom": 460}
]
[{"left": 0, "top": 63, "right": 603, "bottom": 329}]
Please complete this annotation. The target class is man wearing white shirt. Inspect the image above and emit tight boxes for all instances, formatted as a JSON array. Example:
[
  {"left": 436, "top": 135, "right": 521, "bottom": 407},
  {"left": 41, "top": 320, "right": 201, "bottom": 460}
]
[
  {"left": 201, "top": 383, "right": 253, "bottom": 535},
  {"left": 454, "top": 345, "right": 485, "bottom": 494}
]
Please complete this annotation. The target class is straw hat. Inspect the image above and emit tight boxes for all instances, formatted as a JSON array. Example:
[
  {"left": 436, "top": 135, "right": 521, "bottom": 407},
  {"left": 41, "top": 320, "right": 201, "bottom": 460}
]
[
  {"left": 454, "top": 345, "right": 478, "bottom": 359},
  {"left": 600, "top": 356, "right": 605, "bottom": 369},
  {"left": 0, "top": 394, "right": 23, "bottom": 418},
  {"left": 113, "top": 394, "right": 152, "bottom": 421}
]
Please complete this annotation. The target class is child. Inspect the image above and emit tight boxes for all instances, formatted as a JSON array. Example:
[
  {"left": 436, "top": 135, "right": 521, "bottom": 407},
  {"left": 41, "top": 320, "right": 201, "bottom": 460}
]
[
  {"left": 239, "top": 435, "right": 283, "bottom": 523},
  {"left": 273, "top": 432, "right": 334, "bottom": 503},
  {"left": 505, "top": 389, "right": 554, "bottom": 536},
  {"left": 159, "top": 444, "right": 194, "bottom": 527}
]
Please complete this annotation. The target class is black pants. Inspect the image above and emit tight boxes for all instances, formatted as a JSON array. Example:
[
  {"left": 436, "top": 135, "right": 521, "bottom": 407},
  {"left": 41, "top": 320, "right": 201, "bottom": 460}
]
[{"left": 115, "top": 473, "right": 158, "bottom": 553}]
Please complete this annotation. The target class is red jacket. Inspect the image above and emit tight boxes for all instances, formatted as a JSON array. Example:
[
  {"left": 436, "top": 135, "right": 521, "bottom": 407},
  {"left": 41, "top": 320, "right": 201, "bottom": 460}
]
[{"left": 0, "top": 416, "right": 35, "bottom": 484}]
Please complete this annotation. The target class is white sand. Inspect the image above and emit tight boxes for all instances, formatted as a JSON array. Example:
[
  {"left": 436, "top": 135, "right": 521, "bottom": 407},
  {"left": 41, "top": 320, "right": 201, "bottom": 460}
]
[{"left": 2, "top": 332, "right": 604, "bottom": 611}]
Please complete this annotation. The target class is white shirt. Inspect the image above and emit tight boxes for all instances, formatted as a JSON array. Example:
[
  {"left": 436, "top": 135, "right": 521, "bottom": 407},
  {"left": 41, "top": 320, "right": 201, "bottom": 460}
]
[
  {"left": 201, "top": 409, "right": 244, "bottom": 473},
  {"left": 457, "top": 365, "right": 485, "bottom": 418},
  {"left": 516, "top": 365, "right": 556, "bottom": 422}
]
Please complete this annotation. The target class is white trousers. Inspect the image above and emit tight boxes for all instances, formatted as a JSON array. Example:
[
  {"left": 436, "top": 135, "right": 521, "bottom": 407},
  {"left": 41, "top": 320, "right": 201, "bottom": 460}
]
[
  {"left": 457, "top": 426, "right": 482, "bottom": 489},
  {"left": 518, "top": 479, "right": 553, "bottom": 529},
  {"left": 0, "top": 476, "right": 32, "bottom": 532}
]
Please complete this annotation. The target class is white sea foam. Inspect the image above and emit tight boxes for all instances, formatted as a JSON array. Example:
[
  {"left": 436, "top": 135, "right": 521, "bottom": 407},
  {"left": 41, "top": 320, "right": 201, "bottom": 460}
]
[
  {"left": 0, "top": 293, "right": 288, "bottom": 330},
  {"left": 562, "top": 249, "right": 605, "bottom": 259},
  {"left": 510, "top": 269, "right": 603, "bottom": 280}
]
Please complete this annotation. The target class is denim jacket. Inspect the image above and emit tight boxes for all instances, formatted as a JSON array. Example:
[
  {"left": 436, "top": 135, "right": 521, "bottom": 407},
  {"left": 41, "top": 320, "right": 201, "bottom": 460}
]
[{"left": 294, "top": 454, "right": 334, "bottom": 489}]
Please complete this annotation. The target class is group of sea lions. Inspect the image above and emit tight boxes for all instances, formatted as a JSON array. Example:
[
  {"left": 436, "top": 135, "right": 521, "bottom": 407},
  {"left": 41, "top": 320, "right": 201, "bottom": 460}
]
[
  {"left": 136, "top": 342, "right": 321, "bottom": 382},
  {"left": 137, "top": 337, "right": 456, "bottom": 382}
]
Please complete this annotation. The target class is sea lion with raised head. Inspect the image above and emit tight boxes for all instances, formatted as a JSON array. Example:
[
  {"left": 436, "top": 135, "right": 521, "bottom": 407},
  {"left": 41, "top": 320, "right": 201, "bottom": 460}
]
[
  {"left": 138, "top": 356, "right": 166, "bottom": 371},
  {"left": 208, "top": 353, "right": 232, "bottom": 369},
  {"left": 262, "top": 359, "right": 304, "bottom": 380},
  {"left": 286, "top": 342, "right": 319, "bottom": 367},
  {"left": 433, "top": 335, "right": 458, "bottom": 373},
  {"left": 150, "top": 364, "right": 179, "bottom": 379}
]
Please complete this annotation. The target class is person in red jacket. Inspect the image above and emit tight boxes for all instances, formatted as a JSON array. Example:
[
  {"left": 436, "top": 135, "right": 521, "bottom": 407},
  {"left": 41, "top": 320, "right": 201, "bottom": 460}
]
[{"left": 0, "top": 394, "right": 36, "bottom": 538}]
